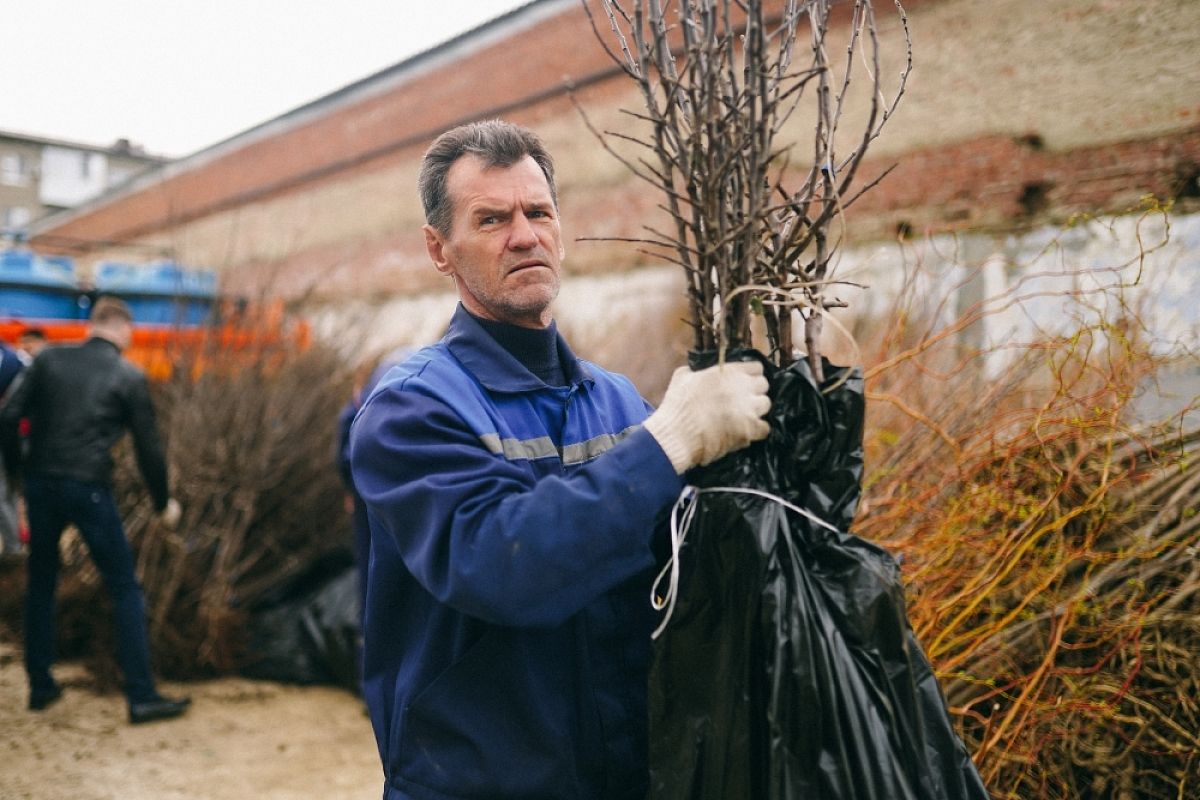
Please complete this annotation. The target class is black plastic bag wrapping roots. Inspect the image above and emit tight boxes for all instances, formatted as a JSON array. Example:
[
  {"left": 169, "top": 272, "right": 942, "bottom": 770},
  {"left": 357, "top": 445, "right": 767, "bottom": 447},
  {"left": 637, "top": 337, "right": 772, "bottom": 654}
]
[{"left": 647, "top": 351, "right": 988, "bottom": 800}]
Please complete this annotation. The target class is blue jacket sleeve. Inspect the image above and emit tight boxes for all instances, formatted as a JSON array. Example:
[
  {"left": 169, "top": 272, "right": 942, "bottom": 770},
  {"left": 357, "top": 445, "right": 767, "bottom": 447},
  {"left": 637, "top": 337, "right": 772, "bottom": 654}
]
[
  {"left": 0, "top": 352, "right": 33, "bottom": 476},
  {"left": 350, "top": 386, "right": 682, "bottom": 628},
  {"left": 0, "top": 345, "right": 22, "bottom": 398},
  {"left": 334, "top": 399, "right": 358, "bottom": 491}
]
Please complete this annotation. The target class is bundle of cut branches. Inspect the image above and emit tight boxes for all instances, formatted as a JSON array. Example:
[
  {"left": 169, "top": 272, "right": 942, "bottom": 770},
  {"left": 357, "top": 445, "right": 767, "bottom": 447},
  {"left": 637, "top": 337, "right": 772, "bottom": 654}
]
[
  {"left": 584, "top": 0, "right": 911, "bottom": 376},
  {"left": 0, "top": 325, "right": 355, "bottom": 684}
]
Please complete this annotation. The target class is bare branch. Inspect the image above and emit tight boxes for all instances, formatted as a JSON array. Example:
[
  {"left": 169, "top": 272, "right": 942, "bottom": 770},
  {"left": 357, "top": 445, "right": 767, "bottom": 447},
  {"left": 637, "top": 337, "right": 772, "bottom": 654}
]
[{"left": 584, "top": 0, "right": 910, "bottom": 365}]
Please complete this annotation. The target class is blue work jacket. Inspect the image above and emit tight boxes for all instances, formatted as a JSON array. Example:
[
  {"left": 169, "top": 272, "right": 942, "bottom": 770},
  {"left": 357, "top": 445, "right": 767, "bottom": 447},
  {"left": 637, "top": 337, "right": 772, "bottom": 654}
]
[{"left": 350, "top": 306, "right": 683, "bottom": 800}]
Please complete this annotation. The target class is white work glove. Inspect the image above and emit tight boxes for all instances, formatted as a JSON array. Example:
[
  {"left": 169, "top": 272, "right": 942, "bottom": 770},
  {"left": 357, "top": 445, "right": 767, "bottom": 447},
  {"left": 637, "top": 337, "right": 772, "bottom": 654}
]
[
  {"left": 159, "top": 498, "right": 182, "bottom": 530},
  {"left": 644, "top": 361, "right": 772, "bottom": 474}
]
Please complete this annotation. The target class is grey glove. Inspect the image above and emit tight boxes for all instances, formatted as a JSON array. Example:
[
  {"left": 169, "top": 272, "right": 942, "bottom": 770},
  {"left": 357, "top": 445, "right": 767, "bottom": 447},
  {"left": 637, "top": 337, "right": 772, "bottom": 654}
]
[{"left": 644, "top": 360, "right": 771, "bottom": 474}]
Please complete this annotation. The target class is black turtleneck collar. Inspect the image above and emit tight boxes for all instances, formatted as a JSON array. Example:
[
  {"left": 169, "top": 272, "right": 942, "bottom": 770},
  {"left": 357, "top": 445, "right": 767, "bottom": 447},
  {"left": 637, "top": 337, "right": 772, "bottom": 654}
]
[{"left": 465, "top": 308, "right": 568, "bottom": 387}]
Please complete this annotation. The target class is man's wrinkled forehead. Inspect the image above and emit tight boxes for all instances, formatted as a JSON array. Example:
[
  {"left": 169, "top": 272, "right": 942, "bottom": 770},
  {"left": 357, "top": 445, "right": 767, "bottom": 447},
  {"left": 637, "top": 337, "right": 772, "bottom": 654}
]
[{"left": 446, "top": 155, "right": 554, "bottom": 209}]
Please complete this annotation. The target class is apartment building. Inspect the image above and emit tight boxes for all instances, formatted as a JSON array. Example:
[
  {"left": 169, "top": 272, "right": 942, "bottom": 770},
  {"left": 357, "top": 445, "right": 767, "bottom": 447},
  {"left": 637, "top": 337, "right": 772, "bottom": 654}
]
[{"left": 0, "top": 129, "right": 166, "bottom": 238}]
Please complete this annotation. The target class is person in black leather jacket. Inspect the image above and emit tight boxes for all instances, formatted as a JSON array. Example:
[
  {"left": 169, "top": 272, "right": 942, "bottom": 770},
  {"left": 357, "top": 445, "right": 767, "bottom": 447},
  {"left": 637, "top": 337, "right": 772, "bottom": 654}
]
[{"left": 0, "top": 296, "right": 190, "bottom": 723}]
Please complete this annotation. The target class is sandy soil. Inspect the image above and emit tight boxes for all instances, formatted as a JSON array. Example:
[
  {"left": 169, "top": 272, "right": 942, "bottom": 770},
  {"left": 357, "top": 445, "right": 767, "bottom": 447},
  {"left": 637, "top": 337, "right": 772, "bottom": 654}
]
[{"left": 0, "top": 638, "right": 382, "bottom": 800}]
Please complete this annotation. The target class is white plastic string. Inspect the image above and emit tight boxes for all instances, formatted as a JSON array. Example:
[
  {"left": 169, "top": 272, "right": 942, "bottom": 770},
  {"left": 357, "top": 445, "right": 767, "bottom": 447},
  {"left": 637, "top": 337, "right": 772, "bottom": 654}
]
[
  {"left": 650, "top": 484, "right": 843, "bottom": 639},
  {"left": 650, "top": 486, "right": 700, "bottom": 639}
]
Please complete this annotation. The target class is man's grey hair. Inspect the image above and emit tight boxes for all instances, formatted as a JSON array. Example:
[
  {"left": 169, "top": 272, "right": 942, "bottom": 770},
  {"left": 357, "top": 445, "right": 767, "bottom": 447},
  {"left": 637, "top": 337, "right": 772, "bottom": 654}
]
[
  {"left": 418, "top": 120, "right": 558, "bottom": 236},
  {"left": 90, "top": 295, "right": 133, "bottom": 325}
]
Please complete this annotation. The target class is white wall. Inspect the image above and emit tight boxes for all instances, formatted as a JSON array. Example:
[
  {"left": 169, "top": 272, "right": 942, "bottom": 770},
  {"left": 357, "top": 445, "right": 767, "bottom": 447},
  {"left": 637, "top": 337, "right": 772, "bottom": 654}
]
[{"left": 39, "top": 146, "right": 109, "bottom": 207}]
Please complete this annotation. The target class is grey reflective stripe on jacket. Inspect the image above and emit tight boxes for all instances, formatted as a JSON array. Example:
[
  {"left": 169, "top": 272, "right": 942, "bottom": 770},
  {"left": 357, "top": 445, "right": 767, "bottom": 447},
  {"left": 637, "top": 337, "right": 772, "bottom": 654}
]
[{"left": 479, "top": 425, "right": 641, "bottom": 466}]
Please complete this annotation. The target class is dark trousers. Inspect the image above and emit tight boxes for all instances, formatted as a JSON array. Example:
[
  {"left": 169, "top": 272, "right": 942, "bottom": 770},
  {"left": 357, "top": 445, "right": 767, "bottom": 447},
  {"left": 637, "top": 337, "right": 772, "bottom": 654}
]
[{"left": 24, "top": 476, "right": 157, "bottom": 704}]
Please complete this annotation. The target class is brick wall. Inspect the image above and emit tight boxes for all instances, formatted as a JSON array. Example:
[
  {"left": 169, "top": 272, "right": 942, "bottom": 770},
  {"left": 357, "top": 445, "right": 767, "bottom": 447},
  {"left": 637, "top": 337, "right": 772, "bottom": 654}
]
[
  {"left": 29, "top": 0, "right": 1200, "bottom": 305},
  {"left": 841, "top": 125, "right": 1200, "bottom": 240}
]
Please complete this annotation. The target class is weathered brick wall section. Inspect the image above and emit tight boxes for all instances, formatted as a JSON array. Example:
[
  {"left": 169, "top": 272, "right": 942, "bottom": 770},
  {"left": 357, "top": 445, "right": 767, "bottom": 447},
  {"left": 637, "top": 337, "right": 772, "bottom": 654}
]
[
  {"left": 28, "top": 0, "right": 1200, "bottom": 305},
  {"left": 843, "top": 126, "right": 1200, "bottom": 239}
]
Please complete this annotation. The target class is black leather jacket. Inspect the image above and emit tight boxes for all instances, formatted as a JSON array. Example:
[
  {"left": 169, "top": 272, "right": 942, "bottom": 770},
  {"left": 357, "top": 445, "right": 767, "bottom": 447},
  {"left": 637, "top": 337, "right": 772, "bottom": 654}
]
[{"left": 0, "top": 337, "right": 169, "bottom": 511}]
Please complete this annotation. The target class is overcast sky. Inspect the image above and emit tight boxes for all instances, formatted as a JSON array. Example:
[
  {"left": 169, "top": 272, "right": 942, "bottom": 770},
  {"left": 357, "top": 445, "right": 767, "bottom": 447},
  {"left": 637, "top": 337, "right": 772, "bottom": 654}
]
[{"left": 3, "top": 0, "right": 532, "bottom": 158}]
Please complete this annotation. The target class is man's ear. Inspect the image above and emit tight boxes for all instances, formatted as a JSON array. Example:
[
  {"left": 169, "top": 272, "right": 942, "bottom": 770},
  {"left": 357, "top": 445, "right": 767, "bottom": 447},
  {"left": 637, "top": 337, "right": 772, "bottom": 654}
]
[{"left": 424, "top": 224, "right": 453, "bottom": 277}]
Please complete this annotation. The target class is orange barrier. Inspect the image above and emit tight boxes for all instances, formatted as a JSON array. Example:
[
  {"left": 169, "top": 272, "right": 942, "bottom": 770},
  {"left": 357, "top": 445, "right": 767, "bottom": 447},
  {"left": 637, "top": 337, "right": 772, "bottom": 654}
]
[{"left": 1, "top": 317, "right": 311, "bottom": 382}]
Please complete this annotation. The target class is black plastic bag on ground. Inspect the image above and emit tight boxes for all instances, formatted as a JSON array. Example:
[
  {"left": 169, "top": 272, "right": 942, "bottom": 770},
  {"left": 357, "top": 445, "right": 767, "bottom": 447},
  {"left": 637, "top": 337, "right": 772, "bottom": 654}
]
[
  {"left": 647, "top": 351, "right": 988, "bottom": 800},
  {"left": 241, "top": 565, "right": 361, "bottom": 692}
]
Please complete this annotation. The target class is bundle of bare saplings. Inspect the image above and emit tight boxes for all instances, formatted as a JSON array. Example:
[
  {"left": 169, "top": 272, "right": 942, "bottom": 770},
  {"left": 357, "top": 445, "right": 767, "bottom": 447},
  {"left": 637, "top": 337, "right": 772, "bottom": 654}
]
[
  {"left": 584, "top": 1, "right": 987, "bottom": 797},
  {"left": 0, "top": 323, "right": 358, "bottom": 688}
]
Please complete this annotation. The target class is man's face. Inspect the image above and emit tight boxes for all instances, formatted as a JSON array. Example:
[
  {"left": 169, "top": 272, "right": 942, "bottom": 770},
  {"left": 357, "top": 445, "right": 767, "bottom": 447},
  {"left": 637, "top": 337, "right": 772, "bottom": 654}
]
[{"left": 424, "top": 154, "right": 565, "bottom": 329}]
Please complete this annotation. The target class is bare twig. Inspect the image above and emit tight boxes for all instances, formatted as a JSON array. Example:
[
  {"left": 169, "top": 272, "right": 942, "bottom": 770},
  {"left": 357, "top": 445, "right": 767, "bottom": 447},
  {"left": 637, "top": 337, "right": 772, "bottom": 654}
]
[{"left": 587, "top": 0, "right": 911, "bottom": 369}]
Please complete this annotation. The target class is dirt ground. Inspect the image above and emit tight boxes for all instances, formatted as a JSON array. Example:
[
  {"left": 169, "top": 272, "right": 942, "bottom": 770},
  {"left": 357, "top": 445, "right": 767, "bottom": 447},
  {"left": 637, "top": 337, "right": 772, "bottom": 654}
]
[{"left": 0, "top": 638, "right": 382, "bottom": 800}]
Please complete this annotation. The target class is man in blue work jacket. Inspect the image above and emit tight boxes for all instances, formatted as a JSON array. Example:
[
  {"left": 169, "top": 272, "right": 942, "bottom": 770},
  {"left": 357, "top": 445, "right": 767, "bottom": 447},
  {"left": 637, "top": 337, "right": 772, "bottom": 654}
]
[{"left": 350, "top": 120, "right": 771, "bottom": 800}]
